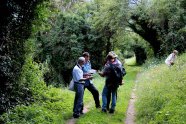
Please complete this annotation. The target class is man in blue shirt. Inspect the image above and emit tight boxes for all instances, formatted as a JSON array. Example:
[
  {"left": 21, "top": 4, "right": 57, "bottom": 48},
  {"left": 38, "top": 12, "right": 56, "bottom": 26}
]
[{"left": 82, "top": 52, "right": 101, "bottom": 108}]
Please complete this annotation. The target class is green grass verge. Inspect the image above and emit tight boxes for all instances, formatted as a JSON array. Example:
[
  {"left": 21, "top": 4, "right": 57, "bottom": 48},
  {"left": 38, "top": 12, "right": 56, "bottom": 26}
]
[
  {"left": 135, "top": 53, "right": 186, "bottom": 124},
  {"left": 0, "top": 66, "right": 140, "bottom": 124}
]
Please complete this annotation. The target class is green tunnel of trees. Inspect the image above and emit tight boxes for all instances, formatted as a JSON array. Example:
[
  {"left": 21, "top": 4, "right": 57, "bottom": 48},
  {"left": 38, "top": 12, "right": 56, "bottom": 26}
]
[{"left": 0, "top": 0, "right": 185, "bottom": 115}]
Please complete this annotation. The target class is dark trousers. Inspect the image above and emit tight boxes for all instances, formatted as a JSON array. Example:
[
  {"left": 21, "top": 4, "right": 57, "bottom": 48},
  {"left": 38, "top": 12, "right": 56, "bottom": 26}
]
[
  {"left": 73, "top": 83, "right": 84, "bottom": 115},
  {"left": 84, "top": 80, "right": 100, "bottom": 107}
]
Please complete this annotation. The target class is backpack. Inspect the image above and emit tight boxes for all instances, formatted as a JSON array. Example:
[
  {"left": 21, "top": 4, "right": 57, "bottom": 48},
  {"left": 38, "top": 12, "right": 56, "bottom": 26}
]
[
  {"left": 121, "top": 67, "right": 126, "bottom": 77},
  {"left": 106, "top": 63, "right": 126, "bottom": 89}
]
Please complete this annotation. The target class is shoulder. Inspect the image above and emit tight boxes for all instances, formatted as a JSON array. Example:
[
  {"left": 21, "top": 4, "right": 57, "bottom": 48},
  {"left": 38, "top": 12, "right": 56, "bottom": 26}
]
[{"left": 73, "top": 65, "right": 80, "bottom": 71}]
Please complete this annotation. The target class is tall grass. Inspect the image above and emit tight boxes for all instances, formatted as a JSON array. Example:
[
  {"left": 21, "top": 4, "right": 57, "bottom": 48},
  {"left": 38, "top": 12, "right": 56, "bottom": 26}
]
[{"left": 135, "top": 53, "right": 186, "bottom": 124}]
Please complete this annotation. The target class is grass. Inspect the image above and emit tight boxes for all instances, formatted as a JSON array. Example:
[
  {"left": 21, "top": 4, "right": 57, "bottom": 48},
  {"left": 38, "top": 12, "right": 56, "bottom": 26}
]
[
  {"left": 0, "top": 59, "right": 140, "bottom": 124},
  {"left": 125, "top": 56, "right": 136, "bottom": 66},
  {"left": 135, "top": 53, "right": 186, "bottom": 124},
  {"left": 76, "top": 66, "right": 140, "bottom": 124}
]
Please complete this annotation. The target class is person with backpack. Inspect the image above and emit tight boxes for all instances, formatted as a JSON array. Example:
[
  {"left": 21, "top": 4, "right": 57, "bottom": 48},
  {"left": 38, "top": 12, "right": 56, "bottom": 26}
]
[
  {"left": 104, "top": 51, "right": 126, "bottom": 111},
  {"left": 98, "top": 52, "right": 123, "bottom": 113}
]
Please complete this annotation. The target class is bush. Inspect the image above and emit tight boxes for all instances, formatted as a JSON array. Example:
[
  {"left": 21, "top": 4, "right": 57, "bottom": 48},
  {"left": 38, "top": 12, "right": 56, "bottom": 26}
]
[{"left": 0, "top": 87, "right": 74, "bottom": 124}]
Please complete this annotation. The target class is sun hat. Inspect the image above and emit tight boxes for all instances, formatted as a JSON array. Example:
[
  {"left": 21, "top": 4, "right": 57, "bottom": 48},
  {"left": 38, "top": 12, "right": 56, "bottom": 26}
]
[{"left": 107, "top": 51, "right": 118, "bottom": 58}]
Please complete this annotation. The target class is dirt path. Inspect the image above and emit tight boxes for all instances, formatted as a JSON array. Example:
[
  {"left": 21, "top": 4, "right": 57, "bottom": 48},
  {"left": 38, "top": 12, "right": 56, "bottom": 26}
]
[
  {"left": 65, "top": 104, "right": 91, "bottom": 124},
  {"left": 124, "top": 88, "right": 136, "bottom": 124},
  {"left": 124, "top": 73, "right": 140, "bottom": 124}
]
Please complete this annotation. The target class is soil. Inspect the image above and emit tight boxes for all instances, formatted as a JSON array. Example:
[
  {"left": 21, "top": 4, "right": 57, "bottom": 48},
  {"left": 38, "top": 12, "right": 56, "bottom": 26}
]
[
  {"left": 124, "top": 88, "right": 136, "bottom": 124},
  {"left": 65, "top": 104, "right": 90, "bottom": 124}
]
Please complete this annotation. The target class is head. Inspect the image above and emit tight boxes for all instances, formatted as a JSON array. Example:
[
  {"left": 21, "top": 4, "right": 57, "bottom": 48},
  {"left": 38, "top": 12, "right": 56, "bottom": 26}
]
[
  {"left": 83, "top": 52, "right": 90, "bottom": 62},
  {"left": 106, "top": 52, "right": 116, "bottom": 63},
  {"left": 108, "top": 51, "right": 118, "bottom": 58},
  {"left": 77, "top": 57, "right": 85, "bottom": 66},
  {"left": 173, "top": 50, "right": 178, "bottom": 55}
]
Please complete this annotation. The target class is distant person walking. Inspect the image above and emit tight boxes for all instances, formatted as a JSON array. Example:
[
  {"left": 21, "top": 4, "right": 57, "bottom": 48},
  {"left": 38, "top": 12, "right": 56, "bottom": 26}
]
[
  {"left": 82, "top": 52, "right": 101, "bottom": 108},
  {"left": 72, "top": 57, "right": 92, "bottom": 118},
  {"left": 165, "top": 50, "right": 178, "bottom": 66}
]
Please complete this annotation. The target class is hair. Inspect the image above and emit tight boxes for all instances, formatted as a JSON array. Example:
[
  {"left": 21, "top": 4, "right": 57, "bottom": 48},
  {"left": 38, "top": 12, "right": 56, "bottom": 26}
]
[
  {"left": 78, "top": 57, "right": 85, "bottom": 64},
  {"left": 106, "top": 54, "right": 115, "bottom": 60},
  {"left": 173, "top": 50, "right": 178, "bottom": 54},
  {"left": 82, "top": 52, "right": 90, "bottom": 57}
]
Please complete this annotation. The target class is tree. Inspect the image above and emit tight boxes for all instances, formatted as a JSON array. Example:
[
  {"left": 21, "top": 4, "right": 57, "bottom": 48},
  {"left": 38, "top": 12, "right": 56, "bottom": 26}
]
[
  {"left": 128, "top": 0, "right": 186, "bottom": 56},
  {"left": 0, "top": 0, "right": 47, "bottom": 115}
]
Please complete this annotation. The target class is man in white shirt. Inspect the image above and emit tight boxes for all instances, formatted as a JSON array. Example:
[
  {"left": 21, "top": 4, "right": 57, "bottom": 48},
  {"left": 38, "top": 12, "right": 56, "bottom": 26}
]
[
  {"left": 165, "top": 50, "right": 178, "bottom": 66},
  {"left": 72, "top": 57, "right": 92, "bottom": 118}
]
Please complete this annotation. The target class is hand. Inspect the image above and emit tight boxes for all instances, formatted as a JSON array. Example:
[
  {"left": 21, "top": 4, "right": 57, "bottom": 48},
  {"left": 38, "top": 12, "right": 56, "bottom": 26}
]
[
  {"left": 88, "top": 76, "right": 93, "bottom": 80},
  {"left": 119, "top": 80, "right": 124, "bottom": 85},
  {"left": 98, "top": 71, "right": 104, "bottom": 77}
]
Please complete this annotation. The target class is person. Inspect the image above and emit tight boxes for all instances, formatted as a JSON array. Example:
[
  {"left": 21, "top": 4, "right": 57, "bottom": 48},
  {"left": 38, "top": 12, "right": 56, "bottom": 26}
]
[
  {"left": 82, "top": 52, "right": 101, "bottom": 108},
  {"left": 98, "top": 53, "right": 122, "bottom": 113},
  {"left": 165, "top": 50, "right": 178, "bottom": 66},
  {"left": 72, "top": 57, "right": 92, "bottom": 118},
  {"left": 105, "top": 51, "right": 124, "bottom": 111}
]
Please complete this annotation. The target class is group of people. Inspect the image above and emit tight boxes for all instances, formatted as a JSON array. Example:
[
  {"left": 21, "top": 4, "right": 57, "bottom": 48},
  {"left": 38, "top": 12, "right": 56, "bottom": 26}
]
[
  {"left": 71, "top": 49, "right": 178, "bottom": 118},
  {"left": 72, "top": 51, "right": 124, "bottom": 118}
]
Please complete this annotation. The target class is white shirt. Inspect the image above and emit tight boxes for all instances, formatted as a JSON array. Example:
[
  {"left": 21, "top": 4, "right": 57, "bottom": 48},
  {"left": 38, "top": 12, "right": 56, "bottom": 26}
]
[
  {"left": 72, "top": 64, "right": 84, "bottom": 83},
  {"left": 165, "top": 53, "right": 176, "bottom": 66}
]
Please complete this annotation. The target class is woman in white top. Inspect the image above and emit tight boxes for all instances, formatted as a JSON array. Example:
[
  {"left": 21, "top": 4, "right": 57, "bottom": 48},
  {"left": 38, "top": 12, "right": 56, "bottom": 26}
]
[{"left": 165, "top": 50, "right": 178, "bottom": 66}]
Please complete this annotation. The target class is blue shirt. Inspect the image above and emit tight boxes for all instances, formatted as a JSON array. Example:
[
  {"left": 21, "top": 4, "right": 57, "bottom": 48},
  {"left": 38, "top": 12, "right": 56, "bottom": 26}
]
[{"left": 82, "top": 61, "right": 91, "bottom": 73}]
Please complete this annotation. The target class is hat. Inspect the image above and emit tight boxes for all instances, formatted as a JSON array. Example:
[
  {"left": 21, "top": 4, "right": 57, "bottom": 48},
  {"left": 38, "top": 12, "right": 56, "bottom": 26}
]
[
  {"left": 107, "top": 51, "right": 118, "bottom": 58},
  {"left": 107, "top": 51, "right": 117, "bottom": 60}
]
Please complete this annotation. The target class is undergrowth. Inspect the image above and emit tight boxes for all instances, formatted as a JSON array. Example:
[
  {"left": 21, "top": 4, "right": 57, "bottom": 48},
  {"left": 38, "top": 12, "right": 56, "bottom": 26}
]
[{"left": 135, "top": 53, "right": 186, "bottom": 124}]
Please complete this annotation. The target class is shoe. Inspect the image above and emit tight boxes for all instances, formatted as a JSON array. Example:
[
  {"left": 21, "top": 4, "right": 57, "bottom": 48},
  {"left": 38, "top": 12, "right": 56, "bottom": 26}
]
[
  {"left": 73, "top": 113, "right": 80, "bottom": 118},
  {"left": 102, "top": 109, "right": 107, "bottom": 113},
  {"left": 109, "top": 109, "right": 115, "bottom": 114},
  {"left": 96, "top": 105, "right": 101, "bottom": 108},
  {"left": 80, "top": 111, "right": 84, "bottom": 115}
]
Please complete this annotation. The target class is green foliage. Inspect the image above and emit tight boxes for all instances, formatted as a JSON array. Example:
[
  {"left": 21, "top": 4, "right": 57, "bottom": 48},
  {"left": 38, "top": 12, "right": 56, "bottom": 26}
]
[
  {"left": 91, "top": 0, "right": 129, "bottom": 53},
  {"left": 0, "top": 87, "right": 75, "bottom": 124},
  {"left": 0, "top": 0, "right": 49, "bottom": 114},
  {"left": 35, "top": 4, "right": 110, "bottom": 86},
  {"left": 18, "top": 56, "right": 47, "bottom": 99},
  {"left": 115, "top": 31, "right": 152, "bottom": 64},
  {"left": 129, "top": 0, "right": 186, "bottom": 55},
  {"left": 0, "top": 66, "right": 140, "bottom": 124},
  {"left": 36, "top": 12, "right": 87, "bottom": 86},
  {"left": 135, "top": 53, "right": 186, "bottom": 124}
]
